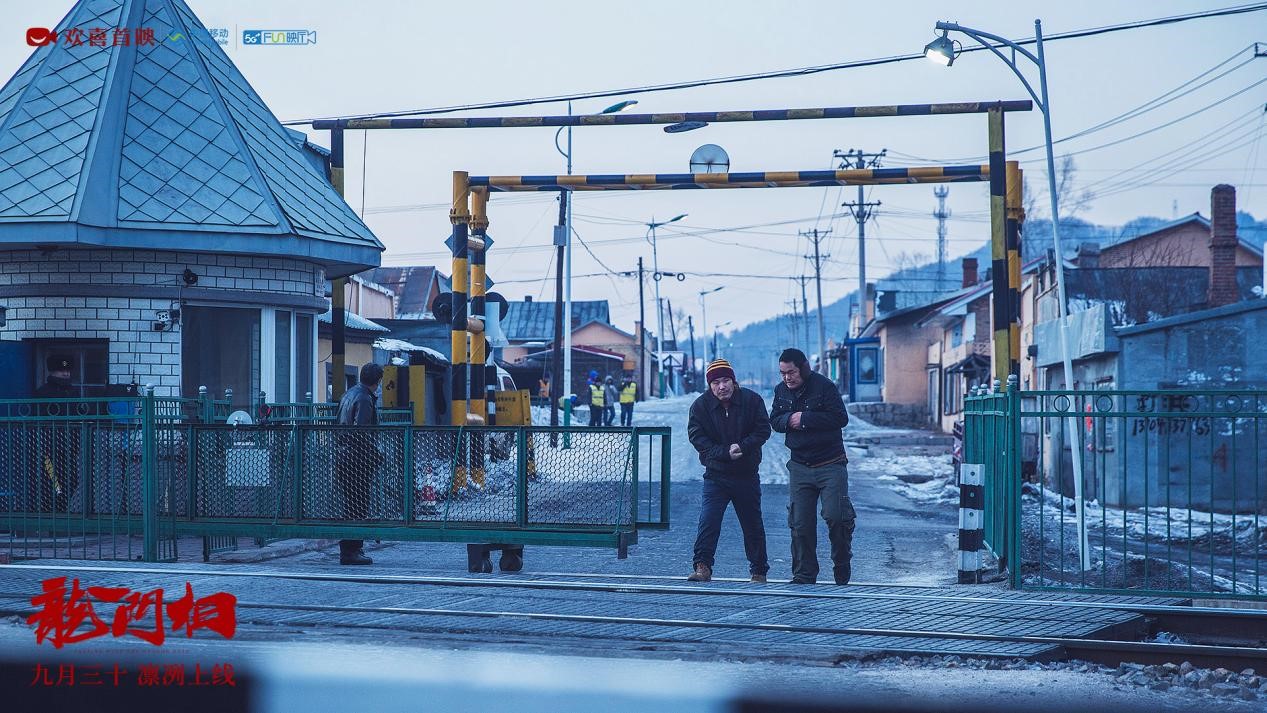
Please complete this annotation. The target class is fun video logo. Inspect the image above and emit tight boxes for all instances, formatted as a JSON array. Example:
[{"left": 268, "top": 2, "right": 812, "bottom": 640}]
[
  {"left": 26, "top": 27, "right": 57, "bottom": 46},
  {"left": 242, "top": 29, "right": 316, "bottom": 46}
]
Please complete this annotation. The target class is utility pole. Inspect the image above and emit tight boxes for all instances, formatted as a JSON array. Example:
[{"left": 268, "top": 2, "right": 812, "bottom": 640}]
[
  {"left": 550, "top": 190, "right": 568, "bottom": 428},
  {"left": 797, "top": 275, "right": 810, "bottom": 348},
  {"left": 785, "top": 299, "right": 799, "bottom": 343},
  {"left": 933, "top": 185, "right": 951, "bottom": 292},
  {"left": 687, "top": 315, "right": 697, "bottom": 393},
  {"left": 799, "top": 228, "right": 830, "bottom": 374},
  {"left": 637, "top": 257, "right": 646, "bottom": 402},
  {"left": 835, "top": 148, "right": 885, "bottom": 336},
  {"left": 666, "top": 298, "right": 678, "bottom": 395}
]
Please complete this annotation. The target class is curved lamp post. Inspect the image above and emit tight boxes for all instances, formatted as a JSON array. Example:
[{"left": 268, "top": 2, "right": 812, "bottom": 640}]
[
  {"left": 647, "top": 213, "right": 687, "bottom": 397},
  {"left": 926, "top": 19, "right": 1088, "bottom": 571},
  {"left": 552, "top": 100, "right": 637, "bottom": 411},
  {"left": 711, "top": 321, "right": 732, "bottom": 365},
  {"left": 699, "top": 286, "right": 724, "bottom": 362}
]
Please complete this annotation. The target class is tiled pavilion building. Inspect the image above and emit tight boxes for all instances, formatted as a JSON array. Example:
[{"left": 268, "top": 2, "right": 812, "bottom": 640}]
[{"left": 0, "top": 0, "right": 381, "bottom": 406}]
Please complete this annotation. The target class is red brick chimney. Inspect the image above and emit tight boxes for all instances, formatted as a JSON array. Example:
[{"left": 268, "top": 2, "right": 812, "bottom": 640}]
[
  {"left": 1209, "top": 184, "right": 1238, "bottom": 307},
  {"left": 962, "top": 258, "right": 978, "bottom": 288}
]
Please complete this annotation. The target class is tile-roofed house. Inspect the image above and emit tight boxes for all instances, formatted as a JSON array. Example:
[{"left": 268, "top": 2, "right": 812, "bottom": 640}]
[
  {"left": 370, "top": 265, "right": 444, "bottom": 318},
  {"left": 0, "top": 0, "right": 382, "bottom": 406},
  {"left": 502, "top": 297, "right": 610, "bottom": 343}
]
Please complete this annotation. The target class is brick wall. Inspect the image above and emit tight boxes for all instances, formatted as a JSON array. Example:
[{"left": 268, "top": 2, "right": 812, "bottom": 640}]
[{"left": 0, "top": 249, "right": 324, "bottom": 397}]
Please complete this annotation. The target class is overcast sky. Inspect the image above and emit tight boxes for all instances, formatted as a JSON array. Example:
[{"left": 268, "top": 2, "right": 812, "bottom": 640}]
[{"left": 3, "top": 1, "right": 1264, "bottom": 339}]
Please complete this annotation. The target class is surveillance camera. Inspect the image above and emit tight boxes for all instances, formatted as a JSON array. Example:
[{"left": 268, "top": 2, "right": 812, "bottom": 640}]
[{"left": 153, "top": 321, "right": 166, "bottom": 331}]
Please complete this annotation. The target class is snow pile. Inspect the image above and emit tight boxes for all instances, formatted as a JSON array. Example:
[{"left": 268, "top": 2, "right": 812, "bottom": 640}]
[
  {"left": 1020, "top": 483, "right": 1267, "bottom": 593},
  {"left": 860, "top": 453, "right": 956, "bottom": 505}
]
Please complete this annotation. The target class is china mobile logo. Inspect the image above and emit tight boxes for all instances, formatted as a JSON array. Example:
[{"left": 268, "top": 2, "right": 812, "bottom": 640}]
[
  {"left": 27, "top": 577, "right": 237, "bottom": 648},
  {"left": 242, "top": 29, "right": 317, "bottom": 46}
]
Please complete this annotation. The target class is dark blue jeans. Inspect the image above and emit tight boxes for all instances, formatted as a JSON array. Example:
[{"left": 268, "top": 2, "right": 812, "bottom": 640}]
[{"left": 692, "top": 476, "right": 769, "bottom": 575}]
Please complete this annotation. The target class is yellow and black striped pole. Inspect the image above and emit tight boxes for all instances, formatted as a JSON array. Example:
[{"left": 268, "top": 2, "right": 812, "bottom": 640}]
[
  {"left": 469, "top": 187, "right": 489, "bottom": 489},
  {"left": 469, "top": 188, "right": 489, "bottom": 422},
  {"left": 330, "top": 128, "right": 347, "bottom": 401},
  {"left": 1005, "top": 161, "right": 1024, "bottom": 384},
  {"left": 450, "top": 172, "right": 471, "bottom": 425},
  {"left": 987, "top": 105, "right": 1011, "bottom": 390},
  {"left": 450, "top": 172, "right": 471, "bottom": 491}
]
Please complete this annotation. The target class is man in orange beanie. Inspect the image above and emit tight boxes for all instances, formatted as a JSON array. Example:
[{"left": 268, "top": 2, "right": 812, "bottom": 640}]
[{"left": 685, "top": 358, "right": 771, "bottom": 583}]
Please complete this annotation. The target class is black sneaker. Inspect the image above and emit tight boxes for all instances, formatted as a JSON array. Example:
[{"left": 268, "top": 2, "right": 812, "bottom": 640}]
[
  {"left": 789, "top": 578, "right": 815, "bottom": 585},
  {"left": 834, "top": 563, "right": 851, "bottom": 585}
]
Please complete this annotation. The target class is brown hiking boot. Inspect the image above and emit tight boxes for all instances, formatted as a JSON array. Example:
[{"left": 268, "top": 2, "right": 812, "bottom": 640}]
[
  {"left": 750, "top": 574, "right": 767, "bottom": 583},
  {"left": 687, "top": 563, "right": 712, "bottom": 582}
]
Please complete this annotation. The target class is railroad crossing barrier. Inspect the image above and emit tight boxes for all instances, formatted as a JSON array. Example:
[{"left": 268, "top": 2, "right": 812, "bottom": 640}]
[{"left": 0, "top": 395, "right": 670, "bottom": 564}]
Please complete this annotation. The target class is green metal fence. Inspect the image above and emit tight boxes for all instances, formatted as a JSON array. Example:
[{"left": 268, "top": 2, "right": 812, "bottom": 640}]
[
  {"left": 966, "top": 384, "right": 1267, "bottom": 600},
  {"left": 1, "top": 395, "right": 669, "bottom": 562}
]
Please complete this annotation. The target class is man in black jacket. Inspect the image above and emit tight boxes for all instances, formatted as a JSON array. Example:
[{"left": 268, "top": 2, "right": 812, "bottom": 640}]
[
  {"left": 334, "top": 363, "right": 384, "bottom": 565},
  {"left": 770, "top": 348, "right": 855, "bottom": 585},
  {"left": 686, "top": 358, "right": 771, "bottom": 583}
]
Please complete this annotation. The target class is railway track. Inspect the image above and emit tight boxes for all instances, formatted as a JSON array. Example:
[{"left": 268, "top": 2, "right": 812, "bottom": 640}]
[{"left": 2, "top": 563, "right": 1266, "bottom": 670}]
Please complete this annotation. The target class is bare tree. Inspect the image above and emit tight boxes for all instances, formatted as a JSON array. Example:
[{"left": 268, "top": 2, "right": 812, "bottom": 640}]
[
  {"left": 1026, "top": 154, "right": 1095, "bottom": 222},
  {"left": 1064, "top": 230, "right": 1204, "bottom": 326}
]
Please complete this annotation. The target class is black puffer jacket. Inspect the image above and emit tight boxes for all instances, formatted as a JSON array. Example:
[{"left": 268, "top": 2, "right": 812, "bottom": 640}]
[
  {"left": 770, "top": 371, "right": 848, "bottom": 466},
  {"left": 687, "top": 387, "right": 771, "bottom": 479}
]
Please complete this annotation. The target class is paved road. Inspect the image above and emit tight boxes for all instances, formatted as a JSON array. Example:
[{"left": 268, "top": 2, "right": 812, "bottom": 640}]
[{"left": 267, "top": 454, "right": 962, "bottom": 585}]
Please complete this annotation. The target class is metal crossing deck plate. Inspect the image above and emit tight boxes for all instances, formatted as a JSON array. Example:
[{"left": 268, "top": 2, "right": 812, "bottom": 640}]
[{"left": 0, "top": 563, "right": 1190, "bottom": 662}]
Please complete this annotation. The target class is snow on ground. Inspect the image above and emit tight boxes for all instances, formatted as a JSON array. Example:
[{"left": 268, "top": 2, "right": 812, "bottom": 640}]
[{"left": 1021, "top": 483, "right": 1267, "bottom": 594}]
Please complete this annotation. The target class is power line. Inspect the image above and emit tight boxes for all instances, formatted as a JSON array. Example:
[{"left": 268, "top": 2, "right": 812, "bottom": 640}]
[{"left": 283, "top": 4, "right": 1267, "bottom": 125}]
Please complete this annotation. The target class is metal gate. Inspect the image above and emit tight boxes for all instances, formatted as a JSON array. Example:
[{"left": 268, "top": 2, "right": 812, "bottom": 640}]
[
  {"left": 966, "top": 385, "right": 1267, "bottom": 600},
  {"left": 1, "top": 395, "right": 669, "bottom": 562}
]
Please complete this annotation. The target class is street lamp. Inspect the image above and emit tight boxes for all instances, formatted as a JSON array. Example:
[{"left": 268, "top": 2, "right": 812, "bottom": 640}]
[
  {"left": 551, "top": 99, "right": 637, "bottom": 420},
  {"left": 698, "top": 286, "right": 724, "bottom": 362},
  {"left": 926, "top": 19, "right": 1088, "bottom": 570},
  {"left": 923, "top": 30, "right": 958, "bottom": 66},
  {"left": 647, "top": 213, "right": 688, "bottom": 397},
  {"left": 711, "top": 321, "right": 732, "bottom": 364}
]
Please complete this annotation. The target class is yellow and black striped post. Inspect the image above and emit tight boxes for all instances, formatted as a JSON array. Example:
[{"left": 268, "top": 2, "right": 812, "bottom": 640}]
[
  {"left": 449, "top": 172, "right": 471, "bottom": 489},
  {"left": 469, "top": 188, "right": 489, "bottom": 422},
  {"left": 468, "top": 187, "right": 490, "bottom": 489},
  {"left": 330, "top": 128, "right": 347, "bottom": 401},
  {"left": 1005, "top": 161, "right": 1024, "bottom": 384},
  {"left": 987, "top": 105, "right": 1012, "bottom": 390}
]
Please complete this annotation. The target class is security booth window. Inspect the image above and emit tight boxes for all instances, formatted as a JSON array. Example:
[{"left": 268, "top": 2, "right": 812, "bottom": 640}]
[
  {"left": 857, "top": 347, "right": 878, "bottom": 384},
  {"left": 295, "top": 313, "right": 314, "bottom": 402},
  {"left": 275, "top": 310, "right": 292, "bottom": 402},
  {"left": 182, "top": 305, "right": 260, "bottom": 410},
  {"left": 32, "top": 340, "right": 108, "bottom": 398}
]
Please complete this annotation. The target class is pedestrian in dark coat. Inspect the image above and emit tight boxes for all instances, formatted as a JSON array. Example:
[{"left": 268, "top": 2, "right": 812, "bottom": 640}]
[
  {"left": 685, "top": 358, "right": 771, "bottom": 583},
  {"left": 33, "top": 354, "right": 78, "bottom": 512},
  {"left": 770, "top": 347, "right": 855, "bottom": 585},
  {"left": 334, "top": 363, "right": 384, "bottom": 565},
  {"left": 603, "top": 376, "right": 619, "bottom": 427}
]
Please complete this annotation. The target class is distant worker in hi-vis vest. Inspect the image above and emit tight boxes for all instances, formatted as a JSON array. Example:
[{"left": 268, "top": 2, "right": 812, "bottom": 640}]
[
  {"left": 619, "top": 378, "right": 637, "bottom": 427},
  {"left": 588, "top": 381, "right": 605, "bottom": 427}
]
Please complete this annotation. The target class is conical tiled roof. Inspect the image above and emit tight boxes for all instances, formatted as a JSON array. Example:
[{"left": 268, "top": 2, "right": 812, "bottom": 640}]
[{"left": 0, "top": 0, "right": 381, "bottom": 277}]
